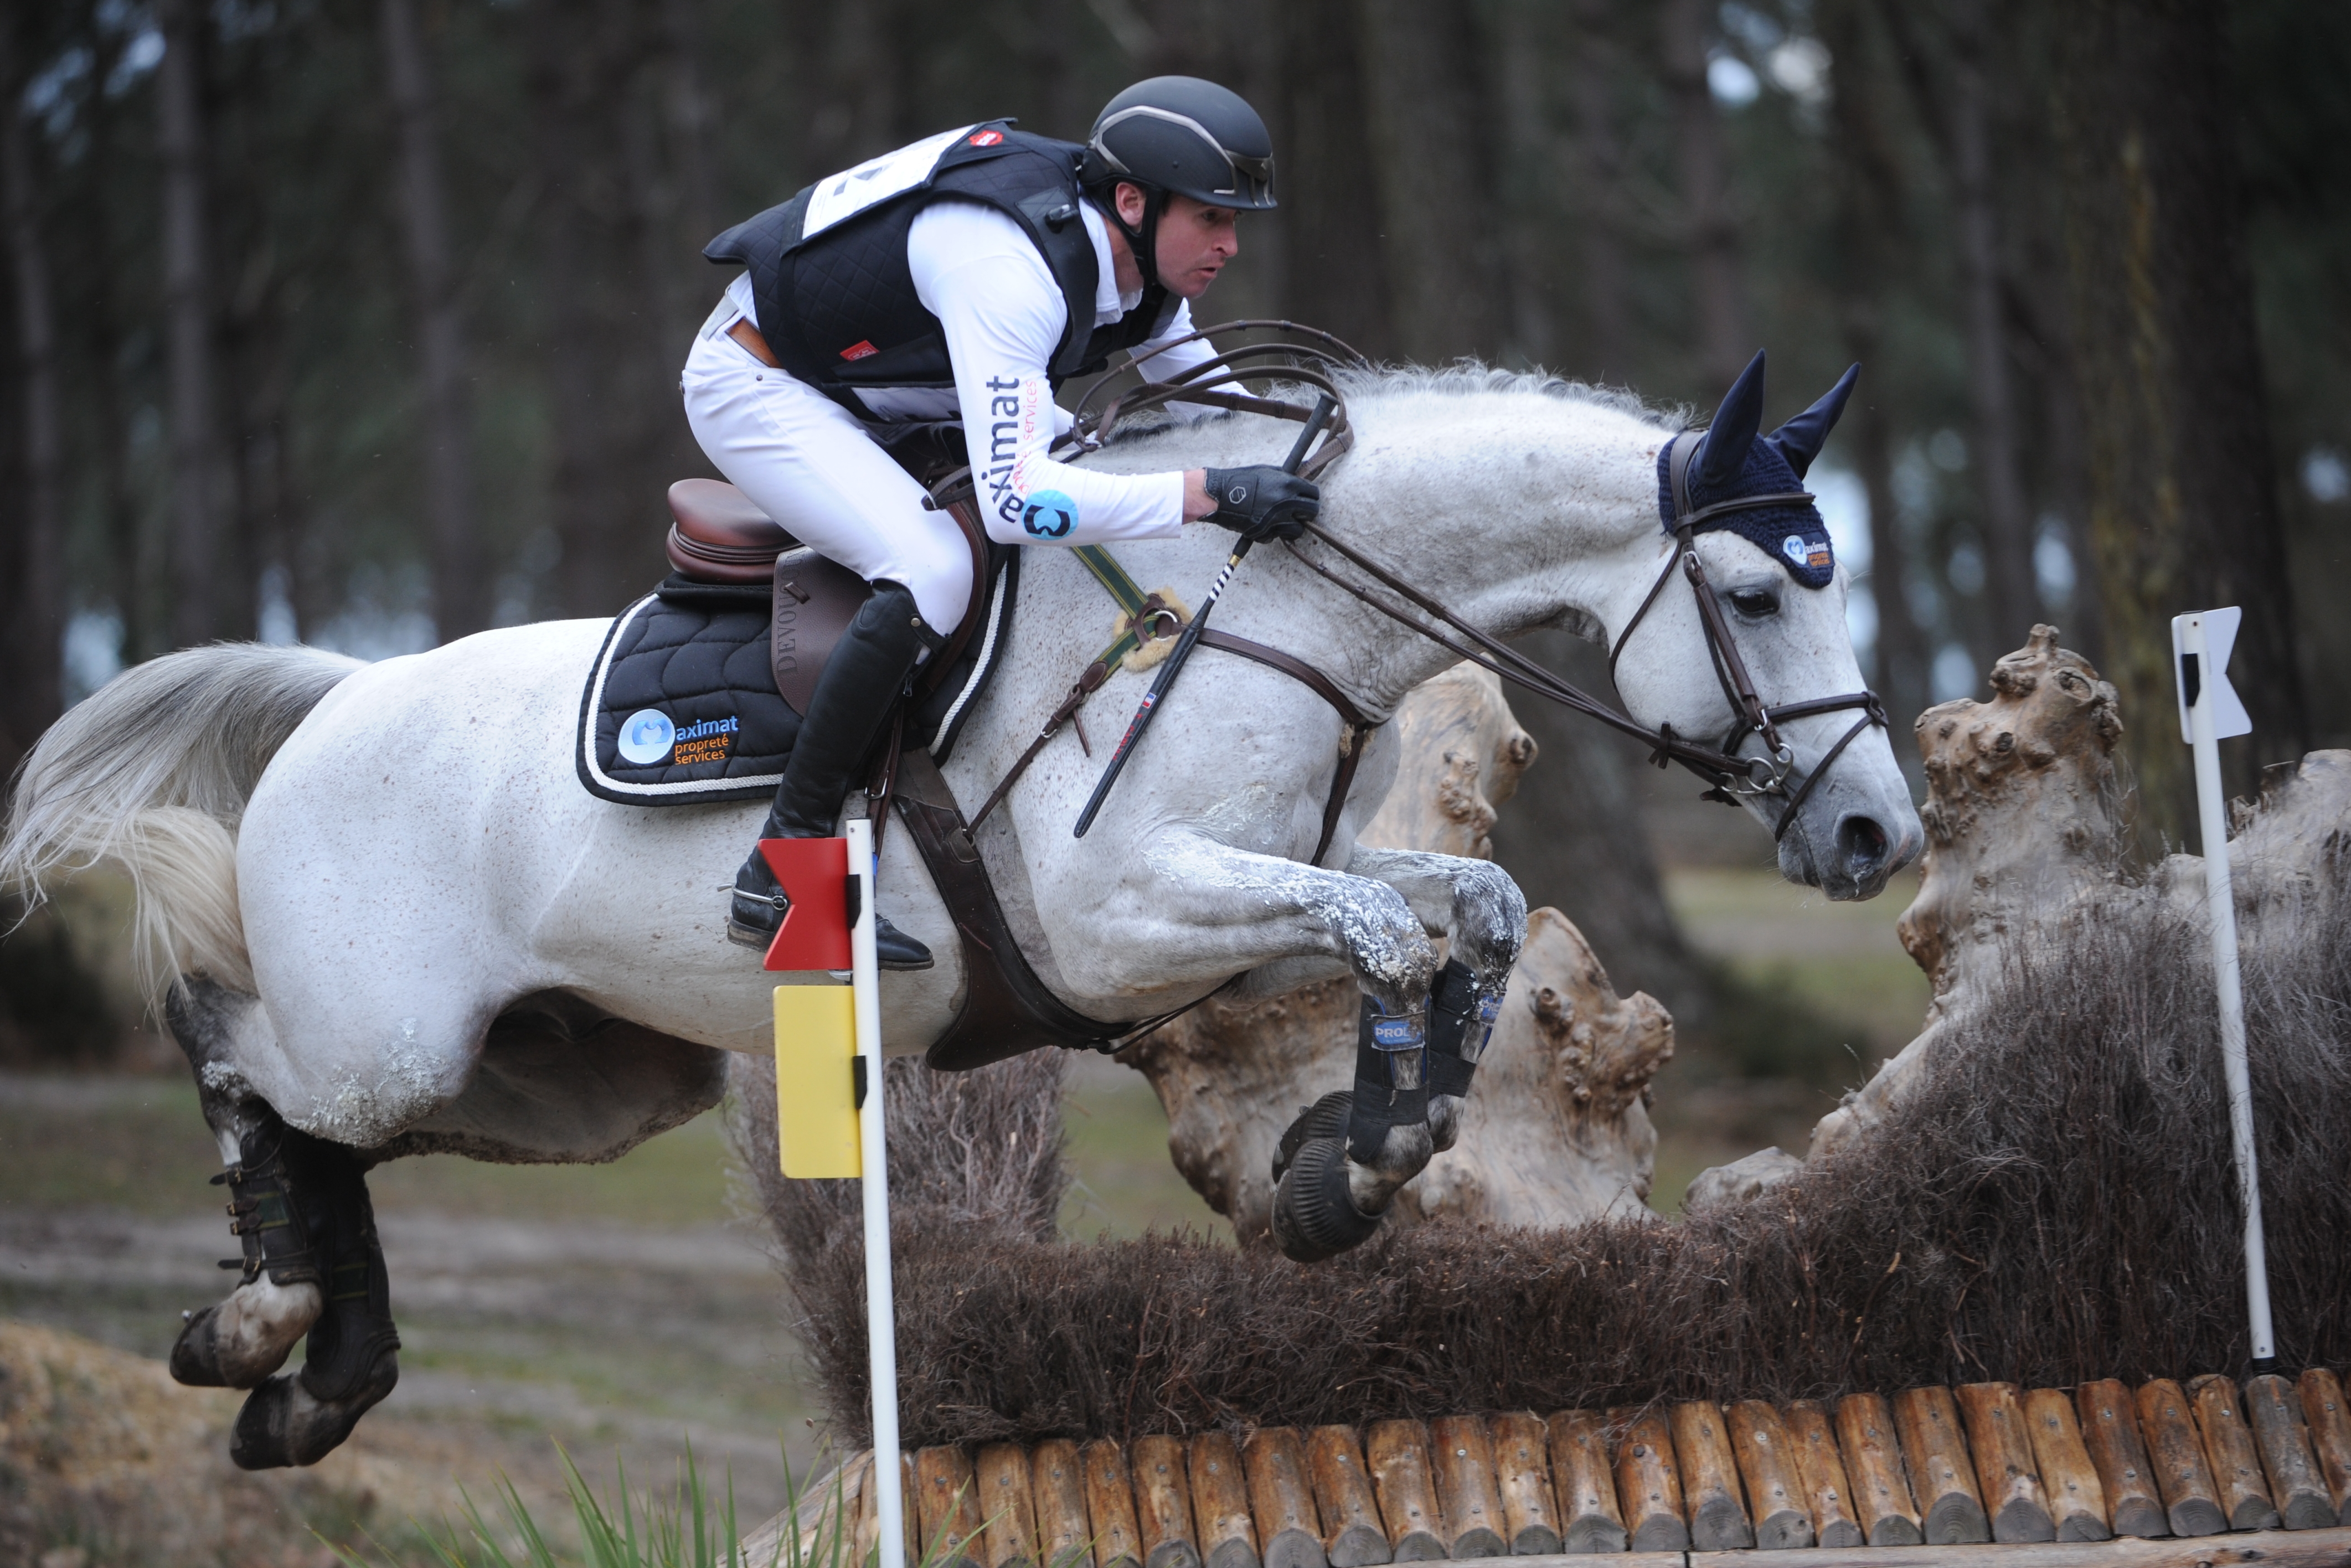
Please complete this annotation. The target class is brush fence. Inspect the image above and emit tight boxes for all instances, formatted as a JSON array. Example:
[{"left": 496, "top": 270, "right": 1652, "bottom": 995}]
[{"left": 772, "top": 1371, "right": 2351, "bottom": 1568}]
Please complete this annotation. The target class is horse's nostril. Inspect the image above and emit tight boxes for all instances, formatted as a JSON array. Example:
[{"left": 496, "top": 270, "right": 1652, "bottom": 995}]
[{"left": 1839, "top": 814, "right": 1890, "bottom": 869}]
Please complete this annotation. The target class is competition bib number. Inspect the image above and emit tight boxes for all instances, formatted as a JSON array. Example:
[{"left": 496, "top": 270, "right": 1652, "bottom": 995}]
[{"left": 801, "top": 125, "right": 977, "bottom": 240}]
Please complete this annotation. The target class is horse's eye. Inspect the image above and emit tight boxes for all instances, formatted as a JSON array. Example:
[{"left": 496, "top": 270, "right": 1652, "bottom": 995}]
[{"left": 1730, "top": 588, "right": 1778, "bottom": 617}]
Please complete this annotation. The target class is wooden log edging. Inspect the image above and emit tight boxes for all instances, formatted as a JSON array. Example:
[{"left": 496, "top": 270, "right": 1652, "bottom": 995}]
[{"left": 755, "top": 1371, "right": 2351, "bottom": 1566}]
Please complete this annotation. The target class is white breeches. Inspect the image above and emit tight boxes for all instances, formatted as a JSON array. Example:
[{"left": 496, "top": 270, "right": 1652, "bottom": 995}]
[{"left": 680, "top": 302, "right": 975, "bottom": 635}]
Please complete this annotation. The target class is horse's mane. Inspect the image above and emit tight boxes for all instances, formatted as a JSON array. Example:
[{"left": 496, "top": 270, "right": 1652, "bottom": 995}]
[
  {"left": 1331, "top": 360, "right": 1687, "bottom": 431},
  {"left": 1087, "top": 359, "right": 1684, "bottom": 462}
]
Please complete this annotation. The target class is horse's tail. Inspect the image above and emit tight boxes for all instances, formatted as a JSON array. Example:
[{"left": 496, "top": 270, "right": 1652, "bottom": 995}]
[{"left": 2, "top": 642, "right": 364, "bottom": 1004}]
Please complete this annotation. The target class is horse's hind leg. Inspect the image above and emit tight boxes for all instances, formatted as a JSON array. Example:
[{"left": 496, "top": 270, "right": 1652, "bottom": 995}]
[
  {"left": 229, "top": 1139, "right": 401, "bottom": 1470},
  {"left": 166, "top": 979, "right": 401, "bottom": 1468},
  {"left": 168, "top": 982, "right": 325, "bottom": 1390}
]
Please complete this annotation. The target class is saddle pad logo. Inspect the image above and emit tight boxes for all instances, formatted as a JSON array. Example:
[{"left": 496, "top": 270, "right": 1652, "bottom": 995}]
[
  {"left": 669, "top": 715, "right": 741, "bottom": 766},
  {"left": 967, "top": 129, "right": 1005, "bottom": 147},
  {"left": 618, "top": 709, "right": 675, "bottom": 765},
  {"left": 1021, "top": 489, "right": 1078, "bottom": 539},
  {"left": 838, "top": 339, "right": 878, "bottom": 362}
]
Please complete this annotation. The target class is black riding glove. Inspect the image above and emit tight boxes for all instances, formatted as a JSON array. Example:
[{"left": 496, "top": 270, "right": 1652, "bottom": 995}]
[{"left": 1202, "top": 466, "right": 1321, "bottom": 541}]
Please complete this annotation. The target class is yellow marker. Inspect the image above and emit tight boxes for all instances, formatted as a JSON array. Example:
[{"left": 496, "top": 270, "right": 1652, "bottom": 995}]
[{"left": 772, "top": 983, "right": 860, "bottom": 1177}]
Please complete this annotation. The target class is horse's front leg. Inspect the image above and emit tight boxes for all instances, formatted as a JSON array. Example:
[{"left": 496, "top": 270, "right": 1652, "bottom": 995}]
[
  {"left": 1342, "top": 846, "right": 1528, "bottom": 1153},
  {"left": 1091, "top": 834, "right": 1445, "bottom": 1258}
]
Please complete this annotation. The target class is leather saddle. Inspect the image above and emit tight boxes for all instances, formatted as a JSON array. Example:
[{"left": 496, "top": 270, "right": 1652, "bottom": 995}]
[
  {"left": 664, "top": 452, "right": 1140, "bottom": 1072},
  {"left": 664, "top": 441, "right": 988, "bottom": 714}
]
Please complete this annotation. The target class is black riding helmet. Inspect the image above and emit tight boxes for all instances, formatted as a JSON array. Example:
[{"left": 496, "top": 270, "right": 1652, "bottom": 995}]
[{"left": 1082, "top": 76, "right": 1276, "bottom": 290}]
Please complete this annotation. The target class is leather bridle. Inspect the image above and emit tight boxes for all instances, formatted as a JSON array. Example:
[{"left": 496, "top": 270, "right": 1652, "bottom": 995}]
[
  {"left": 1279, "top": 416, "right": 1888, "bottom": 843},
  {"left": 931, "top": 324, "right": 1887, "bottom": 852}
]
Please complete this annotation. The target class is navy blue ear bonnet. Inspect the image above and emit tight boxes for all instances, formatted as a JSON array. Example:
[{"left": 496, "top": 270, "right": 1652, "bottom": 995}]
[{"left": 1656, "top": 353, "right": 1859, "bottom": 592}]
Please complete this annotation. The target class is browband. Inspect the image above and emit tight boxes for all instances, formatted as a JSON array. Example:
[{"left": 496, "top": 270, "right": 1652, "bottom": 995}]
[{"left": 1665, "top": 426, "right": 1813, "bottom": 534}]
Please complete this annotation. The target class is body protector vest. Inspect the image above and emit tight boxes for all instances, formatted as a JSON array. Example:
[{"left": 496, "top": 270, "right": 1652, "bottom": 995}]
[{"left": 703, "top": 122, "right": 1178, "bottom": 413}]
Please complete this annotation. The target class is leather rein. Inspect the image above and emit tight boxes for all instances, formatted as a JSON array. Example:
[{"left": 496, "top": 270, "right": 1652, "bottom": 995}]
[
  {"left": 1272, "top": 395, "right": 1888, "bottom": 843},
  {"left": 931, "top": 321, "right": 1885, "bottom": 863},
  {"left": 932, "top": 324, "right": 1373, "bottom": 866}
]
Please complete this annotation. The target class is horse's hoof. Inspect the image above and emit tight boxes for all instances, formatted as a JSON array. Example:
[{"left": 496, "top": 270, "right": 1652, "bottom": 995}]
[
  {"left": 1272, "top": 1090, "right": 1352, "bottom": 1185},
  {"left": 1427, "top": 1094, "right": 1463, "bottom": 1155},
  {"left": 1271, "top": 1137, "right": 1384, "bottom": 1263},
  {"left": 228, "top": 1347, "right": 399, "bottom": 1470},
  {"left": 170, "top": 1276, "right": 322, "bottom": 1389}
]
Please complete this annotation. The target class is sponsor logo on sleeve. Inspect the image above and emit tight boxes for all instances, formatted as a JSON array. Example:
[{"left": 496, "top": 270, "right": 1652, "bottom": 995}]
[
  {"left": 1020, "top": 490, "right": 1078, "bottom": 539},
  {"left": 983, "top": 375, "right": 1063, "bottom": 533}
]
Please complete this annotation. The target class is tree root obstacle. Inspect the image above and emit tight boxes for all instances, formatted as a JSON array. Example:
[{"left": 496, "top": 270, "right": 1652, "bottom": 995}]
[
  {"left": 750, "top": 1371, "right": 2351, "bottom": 1565},
  {"left": 731, "top": 631, "right": 2351, "bottom": 1564}
]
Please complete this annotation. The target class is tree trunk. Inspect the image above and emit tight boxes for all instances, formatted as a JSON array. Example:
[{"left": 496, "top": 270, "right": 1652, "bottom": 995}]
[
  {"left": 382, "top": 0, "right": 487, "bottom": 640},
  {"left": 1274, "top": 0, "right": 1393, "bottom": 358},
  {"left": 527, "top": 0, "right": 673, "bottom": 618},
  {"left": 1819, "top": 0, "right": 1929, "bottom": 734},
  {"left": 156, "top": 0, "right": 223, "bottom": 649},
  {"left": 660, "top": 0, "right": 719, "bottom": 239},
  {"left": 1353, "top": 0, "right": 1509, "bottom": 362},
  {"left": 1485, "top": 630, "right": 1714, "bottom": 1028},
  {"left": 1489, "top": 0, "right": 1556, "bottom": 367},
  {"left": 1660, "top": 0, "right": 1747, "bottom": 391},
  {"left": 2048, "top": 0, "right": 2308, "bottom": 843},
  {"left": 0, "top": 16, "right": 62, "bottom": 771},
  {"left": 1946, "top": 0, "right": 2039, "bottom": 651},
  {"left": 1566, "top": 0, "right": 1631, "bottom": 381}
]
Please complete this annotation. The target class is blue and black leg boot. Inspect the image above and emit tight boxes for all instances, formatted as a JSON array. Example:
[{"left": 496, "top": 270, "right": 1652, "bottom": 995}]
[
  {"left": 1425, "top": 957, "right": 1498, "bottom": 1153},
  {"left": 1271, "top": 994, "right": 1431, "bottom": 1262}
]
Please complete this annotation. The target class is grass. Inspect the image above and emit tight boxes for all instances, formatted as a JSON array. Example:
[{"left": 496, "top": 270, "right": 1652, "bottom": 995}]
[
  {"left": 339, "top": 1444, "right": 788, "bottom": 1568},
  {"left": 0, "top": 1074, "right": 735, "bottom": 1225},
  {"left": 1664, "top": 864, "right": 1930, "bottom": 1065},
  {"left": 1056, "top": 1056, "right": 1227, "bottom": 1241},
  {"left": 343, "top": 1442, "right": 1024, "bottom": 1568}
]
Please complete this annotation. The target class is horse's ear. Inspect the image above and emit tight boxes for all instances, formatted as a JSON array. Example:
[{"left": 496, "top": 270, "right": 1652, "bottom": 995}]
[
  {"left": 1698, "top": 349, "right": 1767, "bottom": 489},
  {"left": 1765, "top": 363, "right": 1860, "bottom": 479}
]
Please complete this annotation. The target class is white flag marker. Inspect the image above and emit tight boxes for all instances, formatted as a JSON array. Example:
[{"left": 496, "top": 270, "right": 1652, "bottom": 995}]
[
  {"left": 845, "top": 815, "right": 908, "bottom": 1568},
  {"left": 2170, "top": 607, "right": 2274, "bottom": 1368}
]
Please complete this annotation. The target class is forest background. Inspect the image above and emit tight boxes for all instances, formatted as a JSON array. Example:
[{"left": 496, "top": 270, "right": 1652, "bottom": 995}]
[{"left": 0, "top": 0, "right": 2346, "bottom": 1070}]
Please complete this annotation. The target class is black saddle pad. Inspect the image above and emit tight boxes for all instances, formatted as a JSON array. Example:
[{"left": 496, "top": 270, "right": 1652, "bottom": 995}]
[{"left": 576, "top": 557, "right": 1018, "bottom": 807}]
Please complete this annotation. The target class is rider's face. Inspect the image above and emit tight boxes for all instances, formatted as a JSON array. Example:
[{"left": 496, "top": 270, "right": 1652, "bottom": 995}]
[{"left": 1113, "top": 185, "right": 1239, "bottom": 300}]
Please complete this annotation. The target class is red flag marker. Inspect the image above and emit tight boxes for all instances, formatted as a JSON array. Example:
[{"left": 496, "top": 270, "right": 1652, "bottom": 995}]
[{"left": 755, "top": 837, "right": 852, "bottom": 971}]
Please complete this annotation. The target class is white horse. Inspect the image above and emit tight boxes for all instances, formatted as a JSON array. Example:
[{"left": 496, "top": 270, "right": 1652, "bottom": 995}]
[{"left": 3, "top": 355, "right": 1920, "bottom": 1467}]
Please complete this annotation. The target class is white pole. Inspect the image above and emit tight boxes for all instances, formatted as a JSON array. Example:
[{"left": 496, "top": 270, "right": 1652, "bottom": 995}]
[
  {"left": 2178, "top": 613, "right": 2276, "bottom": 1367},
  {"left": 845, "top": 816, "right": 906, "bottom": 1568}
]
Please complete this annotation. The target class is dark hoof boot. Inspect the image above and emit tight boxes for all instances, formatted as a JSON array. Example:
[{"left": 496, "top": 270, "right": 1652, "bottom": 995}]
[
  {"left": 1272, "top": 1090, "right": 1353, "bottom": 1185},
  {"left": 170, "top": 1276, "right": 323, "bottom": 1389},
  {"left": 1270, "top": 1136, "right": 1384, "bottom": 1263},
  {"left": 228, "top": 1347, "right": 399, "bottom": 1470}
]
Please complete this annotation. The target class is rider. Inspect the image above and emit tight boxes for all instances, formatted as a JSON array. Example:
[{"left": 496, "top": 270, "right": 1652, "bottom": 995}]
[{"left": 689, "top": 76, "right": 1322, "bottom": 968}]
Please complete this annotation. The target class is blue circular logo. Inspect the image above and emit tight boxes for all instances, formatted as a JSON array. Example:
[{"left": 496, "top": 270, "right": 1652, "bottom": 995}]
[
  {"left": 618, "top": 708, "right": 676, "bottom": 765},
  {"left": 1020, "top": 489, "right": 1078, "bottom": 539}
]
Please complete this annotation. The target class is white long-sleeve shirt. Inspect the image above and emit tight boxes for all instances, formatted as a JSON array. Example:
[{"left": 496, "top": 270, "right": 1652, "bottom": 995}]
[{"left": 722, "top": 197, "right": 1213, "bottom": 547}]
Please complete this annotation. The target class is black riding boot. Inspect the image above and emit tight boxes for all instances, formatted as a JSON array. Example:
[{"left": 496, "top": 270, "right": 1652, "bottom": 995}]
[{"left": 729, "top": 580, "right": 940, "bottom": 970}]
